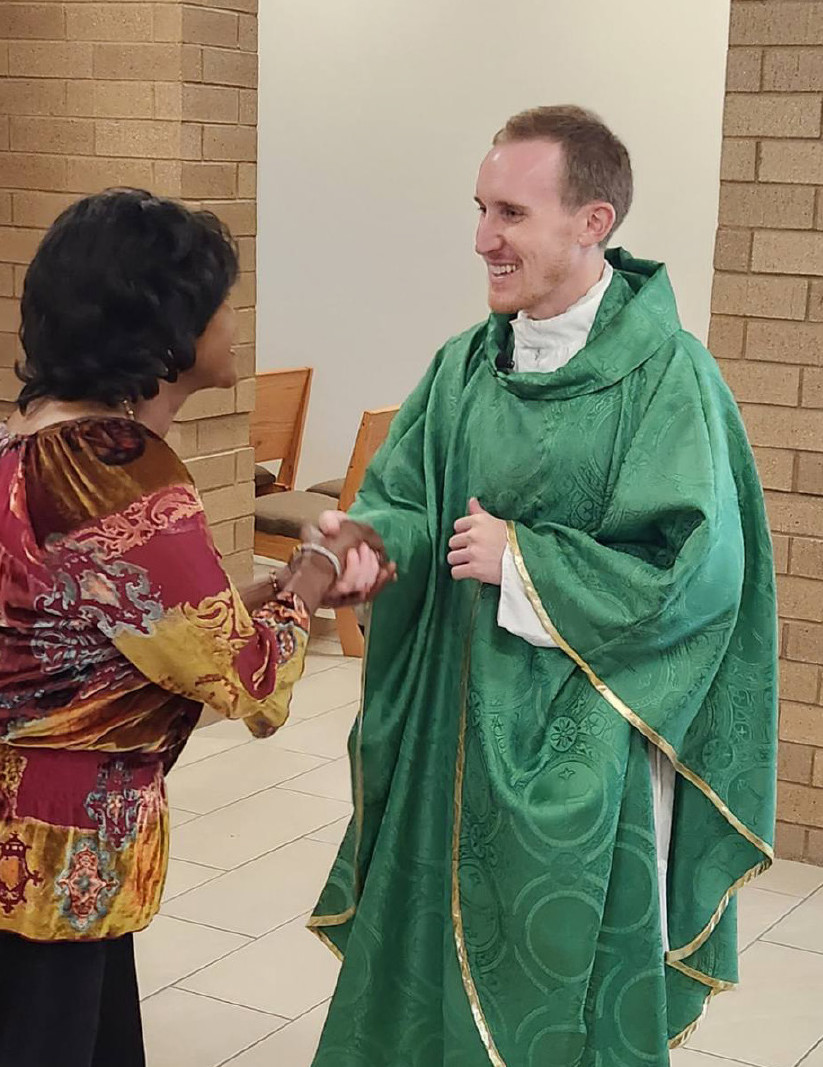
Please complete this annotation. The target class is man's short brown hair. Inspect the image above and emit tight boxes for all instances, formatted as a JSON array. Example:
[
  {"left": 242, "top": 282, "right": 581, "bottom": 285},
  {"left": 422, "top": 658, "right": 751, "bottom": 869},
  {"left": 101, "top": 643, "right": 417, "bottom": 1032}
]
[{"left": 494, "top": 105, "right": 633, "bottom": 242}]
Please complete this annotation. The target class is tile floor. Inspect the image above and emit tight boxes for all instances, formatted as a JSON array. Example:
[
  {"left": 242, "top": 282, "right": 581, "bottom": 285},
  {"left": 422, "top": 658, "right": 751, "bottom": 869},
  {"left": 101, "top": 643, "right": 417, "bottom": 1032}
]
[{"left": 138, "top": 633, "right": 823, "bottom": 1067}]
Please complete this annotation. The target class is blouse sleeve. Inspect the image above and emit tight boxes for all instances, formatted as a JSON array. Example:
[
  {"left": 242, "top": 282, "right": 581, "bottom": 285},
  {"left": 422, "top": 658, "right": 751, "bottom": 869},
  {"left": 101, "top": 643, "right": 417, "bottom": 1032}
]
[{"left": 49, "top": 480, "right": 308, "bottom": 738}]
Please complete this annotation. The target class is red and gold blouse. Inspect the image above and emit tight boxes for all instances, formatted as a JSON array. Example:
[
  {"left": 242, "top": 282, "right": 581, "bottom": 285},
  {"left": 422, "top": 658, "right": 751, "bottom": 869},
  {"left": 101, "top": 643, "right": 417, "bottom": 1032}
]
[{"left": 0, "top": 417, "right": 308, "bottom": 942}]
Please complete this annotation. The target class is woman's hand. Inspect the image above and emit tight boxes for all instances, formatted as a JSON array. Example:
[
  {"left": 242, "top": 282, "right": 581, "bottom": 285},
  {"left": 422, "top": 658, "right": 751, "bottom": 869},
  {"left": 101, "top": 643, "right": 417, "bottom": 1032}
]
[{"left": 243, "top": 518, "right": 395, "bottom": 617}]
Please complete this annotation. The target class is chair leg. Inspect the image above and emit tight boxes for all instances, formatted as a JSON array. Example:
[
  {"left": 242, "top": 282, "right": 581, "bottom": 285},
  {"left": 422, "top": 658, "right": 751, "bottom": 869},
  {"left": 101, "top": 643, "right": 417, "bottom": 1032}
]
[{"left": 335, "top": 607, "right": 365, "bottom": 658}]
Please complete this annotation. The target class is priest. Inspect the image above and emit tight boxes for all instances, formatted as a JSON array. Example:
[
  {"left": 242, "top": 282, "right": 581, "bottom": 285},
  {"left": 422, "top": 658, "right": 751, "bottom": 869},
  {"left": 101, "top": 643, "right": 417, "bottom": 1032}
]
[{"left": 310, "top": 105, "right": 778, "bottom": 1067}]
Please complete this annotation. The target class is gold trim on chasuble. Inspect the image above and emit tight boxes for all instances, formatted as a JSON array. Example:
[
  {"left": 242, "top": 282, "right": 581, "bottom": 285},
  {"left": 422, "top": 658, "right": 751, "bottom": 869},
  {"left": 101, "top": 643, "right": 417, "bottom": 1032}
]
[
  {"left": 307, "top": 594, "right": 508, "bottom": 1065},
  {"left": 451, "top": 588, "right": 508, "bottom": 1067},
  {"left": 307, "top": 613, "right": 370, "bottom": 936},
  {"left": 506, "top": 523, "right": 773, "bottom": 1050}
]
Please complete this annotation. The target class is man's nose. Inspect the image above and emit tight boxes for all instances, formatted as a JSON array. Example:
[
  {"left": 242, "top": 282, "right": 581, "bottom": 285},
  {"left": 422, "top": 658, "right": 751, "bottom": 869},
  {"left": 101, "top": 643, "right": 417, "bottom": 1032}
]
[{"left": 475, "top": 214, "right": 502, "bottom": 256}]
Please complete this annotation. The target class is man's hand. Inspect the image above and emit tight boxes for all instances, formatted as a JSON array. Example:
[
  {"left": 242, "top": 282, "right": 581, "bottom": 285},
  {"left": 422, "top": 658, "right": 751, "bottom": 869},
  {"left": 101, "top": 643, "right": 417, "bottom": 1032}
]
[
  {"left": 318, "top": 510, "right": 348, "bottom": 538},
  {"left": 316, "top": 511, "right": 397, "bottom": 607},
  {"left": 448, "top": 498, "right": 507, "bottom": 585}
]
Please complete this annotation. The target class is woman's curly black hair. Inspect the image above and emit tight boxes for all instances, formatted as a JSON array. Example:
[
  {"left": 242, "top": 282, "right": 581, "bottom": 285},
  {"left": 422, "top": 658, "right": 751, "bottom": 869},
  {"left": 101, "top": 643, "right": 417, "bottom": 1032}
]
[{"left": 16, "top": 188, "right": 239, "bottom": 411}]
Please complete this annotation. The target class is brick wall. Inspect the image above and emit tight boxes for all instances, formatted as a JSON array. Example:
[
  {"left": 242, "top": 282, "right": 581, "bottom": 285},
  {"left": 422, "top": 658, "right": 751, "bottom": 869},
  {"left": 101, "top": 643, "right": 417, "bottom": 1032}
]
[
  {"left": 0, "top": 0, "right": 258, "bottom": 583},
  {"left": 712, "top": 1, "right": 823, "bottom": 864}
]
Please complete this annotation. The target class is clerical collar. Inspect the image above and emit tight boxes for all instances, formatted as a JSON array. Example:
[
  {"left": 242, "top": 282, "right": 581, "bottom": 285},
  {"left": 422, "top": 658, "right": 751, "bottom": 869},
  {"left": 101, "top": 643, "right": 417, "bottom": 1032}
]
[{"left": 511, "top": 261, "right": 614, "bottom": 374}]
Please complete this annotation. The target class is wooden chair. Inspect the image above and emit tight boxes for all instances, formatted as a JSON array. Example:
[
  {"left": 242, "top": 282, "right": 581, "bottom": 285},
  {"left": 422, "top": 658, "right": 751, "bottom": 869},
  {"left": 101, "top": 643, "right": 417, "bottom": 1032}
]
[
  {"left": 251, "top": 367, "right": 313, "bottom": 497},
  {"left": 254, "top": 405, "right": 399, "bottom": 657},
  {"left": 305, "top": 406, "right": 401, "bottom": 506}
]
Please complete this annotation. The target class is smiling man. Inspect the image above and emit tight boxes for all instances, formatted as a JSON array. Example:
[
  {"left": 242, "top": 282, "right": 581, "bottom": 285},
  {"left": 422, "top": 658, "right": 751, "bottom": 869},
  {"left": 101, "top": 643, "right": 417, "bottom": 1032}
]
[{"left": 310, "top": 106, "right": 778, "bottom": 1067}]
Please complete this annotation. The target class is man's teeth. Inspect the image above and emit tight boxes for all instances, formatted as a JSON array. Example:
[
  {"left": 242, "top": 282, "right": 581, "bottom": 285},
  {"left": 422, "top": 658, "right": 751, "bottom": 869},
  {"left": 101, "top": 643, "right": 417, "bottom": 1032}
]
[{"left": 490, "top": 264, "right": 519, "bottom": 276}]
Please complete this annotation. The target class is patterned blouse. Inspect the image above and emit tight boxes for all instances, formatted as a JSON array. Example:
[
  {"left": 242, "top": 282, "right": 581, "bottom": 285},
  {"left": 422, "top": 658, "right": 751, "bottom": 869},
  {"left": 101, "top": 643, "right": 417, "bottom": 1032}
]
[{"left": 0, "top": 417, "right": 309, "bottom": 942}]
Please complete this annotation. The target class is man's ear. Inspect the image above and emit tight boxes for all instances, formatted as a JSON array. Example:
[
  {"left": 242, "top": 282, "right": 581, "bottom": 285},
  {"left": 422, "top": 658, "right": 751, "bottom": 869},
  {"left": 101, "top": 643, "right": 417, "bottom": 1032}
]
[{"left": 579, "top": 201, "right": 616, "bottom": 249}]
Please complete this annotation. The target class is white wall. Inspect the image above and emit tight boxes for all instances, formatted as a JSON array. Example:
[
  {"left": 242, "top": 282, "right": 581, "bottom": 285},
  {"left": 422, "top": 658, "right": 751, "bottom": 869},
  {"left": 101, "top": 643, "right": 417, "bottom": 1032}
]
[{"left": 257, "top": 0, "right": 731, "bottom": 488}]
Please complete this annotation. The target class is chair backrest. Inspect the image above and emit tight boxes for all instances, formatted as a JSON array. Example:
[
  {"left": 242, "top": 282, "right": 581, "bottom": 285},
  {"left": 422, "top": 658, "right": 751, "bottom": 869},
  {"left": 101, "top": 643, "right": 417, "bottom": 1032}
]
[
  {"left": 251, "top": 367, "right": 313, "bottom": 492},
  {"left": 339, "top": 406, "right": 400, "bottom": 511}
]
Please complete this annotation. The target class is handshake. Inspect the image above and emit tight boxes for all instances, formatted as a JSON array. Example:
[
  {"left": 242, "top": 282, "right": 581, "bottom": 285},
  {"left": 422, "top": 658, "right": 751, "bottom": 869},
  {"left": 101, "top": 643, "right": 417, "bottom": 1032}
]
[
  {"left": 262, "top": 510, "right": 395, "bottom": 619},
  {"left": 310, "top": 509, "right": 396, "bottom": 608}
]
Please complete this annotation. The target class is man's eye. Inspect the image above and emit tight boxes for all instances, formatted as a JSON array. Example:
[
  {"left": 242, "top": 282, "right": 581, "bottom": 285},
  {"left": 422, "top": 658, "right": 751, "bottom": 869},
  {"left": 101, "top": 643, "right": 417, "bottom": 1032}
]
[
  {"left": 475, "top": 204, "right": 487, "bottom": 215},
  {"left": 502, "top": 207, "right": 522, "bottom": 220}
]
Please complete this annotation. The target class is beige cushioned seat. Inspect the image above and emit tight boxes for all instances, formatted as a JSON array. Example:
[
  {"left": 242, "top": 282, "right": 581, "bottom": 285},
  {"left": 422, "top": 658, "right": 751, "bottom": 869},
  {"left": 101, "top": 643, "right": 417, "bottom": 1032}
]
[
  {"left": 305, "top": 477, "right": 344, "bottom": 500},
  {"left": 254, "top": 491, "right": 331, "bottom": 541},
  {"left": 254, "top": 464, "right": 277, "bottom": 492}
]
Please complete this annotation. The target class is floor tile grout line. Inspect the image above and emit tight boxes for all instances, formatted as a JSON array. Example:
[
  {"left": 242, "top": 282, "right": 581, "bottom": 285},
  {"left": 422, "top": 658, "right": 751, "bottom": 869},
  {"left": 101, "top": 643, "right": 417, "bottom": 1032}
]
[
  {"left": 739, "top": 890, "right": 818, "bottom": 958},
  {"left": 682, "top": 1050, "right": 759, "bottom": 1066},
  {"left": 173, "top": 734, "right": 333, "bottom": 777},
  {"left": 309, "top": 813, "right": 350, "bottom": 831},
  {"left": 300, "top": 665, "right": 348, "bottom": 681},
  {"left": 275, "top": 738, "right": 356, "bottom": 759},
  {"left": 281, "top": 791, "right": 351, "bottom": 804},
  {"left": 213, "top": 1033, "right": 282, "bottom": 1067},
  {"left": 759, "top": 883, "right": 823, "bottom": 944},
  {"left": 276, "top": 702, "right": 360, "bottom": 743},
  {"left": 217, "top": 999, "right": 332, "bottom": 1067},
  {"left": 279, "top": 696, "right": 361, "bottom": 722},
  {"left": 168, "top": 858, "right": 229, "bottom": 873},
  {"left": 176, "top": 983, "right": 328, "bottom": 1023},
  {"left": 274, "top": 783, "right": 351, "bottom": 804},
  {"left": 167, "top": 815, "right": 347, "bottom": 883},
  {"left": 159, "top": 901, "right": 317, "bottom": 944},
  {"left": 759, "top": 934, "right": 823, "bottom": 958},
  {"left": 174, "top": 985, "right": 331, "bottom": 1039},
  {"left": 173, "top": 741, "right": 254, "bottom": 771},
  {"left": 155, "top": 912, "right": 260, "bottom": 939},
  {"left": 139, "top": 935, "right": 256, "bottom": 1005},
  {"left": 161, "top": 870, "right": 223, "bottom": 904},
  {"left": 797, "top": 1035, "right": 823, "bottom": 1067},
  {"left": 289, "top": 678, "right": 363, "bottom": 707},
  {"left": 167, "top": 983, "right": 291, "bottom": 1021},
  {"left": 169, "top": 753, "right": 341, "bottom": 819},
  {"left": 749, "top": 890, "right": 809, "bottom": 940},
  {"left": 681, "top": 1048, "right": 758, "bottom": 1066},
  {"left": 754, "top": 881, "right": 823, "bottom": 902}
]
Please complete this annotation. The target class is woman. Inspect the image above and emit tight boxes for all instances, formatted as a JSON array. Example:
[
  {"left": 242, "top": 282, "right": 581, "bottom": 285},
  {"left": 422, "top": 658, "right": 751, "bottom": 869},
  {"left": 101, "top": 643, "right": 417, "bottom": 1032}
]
[{"left": 0, "top": 189, "right": 390, "bottom": 1067}]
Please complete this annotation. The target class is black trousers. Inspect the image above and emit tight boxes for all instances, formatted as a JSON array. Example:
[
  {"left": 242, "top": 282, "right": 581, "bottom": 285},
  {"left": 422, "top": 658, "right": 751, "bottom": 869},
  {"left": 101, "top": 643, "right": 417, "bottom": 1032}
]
[{"left": 0, "top": 931, "right": 146, "bottom": 1067}]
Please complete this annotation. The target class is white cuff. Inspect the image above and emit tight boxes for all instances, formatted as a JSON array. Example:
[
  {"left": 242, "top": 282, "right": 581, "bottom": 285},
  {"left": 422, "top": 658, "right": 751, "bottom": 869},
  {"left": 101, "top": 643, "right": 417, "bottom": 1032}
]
[{"left": 497, "top": 545, "right": 558, "bottom": 648}]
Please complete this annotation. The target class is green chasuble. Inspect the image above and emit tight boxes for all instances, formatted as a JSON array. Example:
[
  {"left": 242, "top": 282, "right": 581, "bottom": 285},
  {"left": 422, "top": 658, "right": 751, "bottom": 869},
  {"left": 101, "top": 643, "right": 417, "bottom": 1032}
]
[{"left": 310, "top": 249, "right": 778, "bottom": 1067}]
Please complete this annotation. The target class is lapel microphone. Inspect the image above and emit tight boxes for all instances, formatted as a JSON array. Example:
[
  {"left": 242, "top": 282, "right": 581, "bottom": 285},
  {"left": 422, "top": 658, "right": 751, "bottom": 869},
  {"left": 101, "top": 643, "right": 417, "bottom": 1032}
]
[{"left": 496, "top": 350, "right": 515, "bottom": 373}]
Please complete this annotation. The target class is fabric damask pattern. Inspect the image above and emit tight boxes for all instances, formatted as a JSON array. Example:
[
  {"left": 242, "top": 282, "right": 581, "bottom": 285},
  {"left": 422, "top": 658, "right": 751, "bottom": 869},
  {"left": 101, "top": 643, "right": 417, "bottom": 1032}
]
[
  {"left": 56, "top": 838, "right": 120, "bottom": 933},
  {"left": 0, "top": 749, "right": 26, "bottom": 819},
  {"left": 0, "top": 417, "right": 309, "bottom": 941},
  {"left": 36, "top": 550, "right": 163, "bottom": 642},
  {"left": 310, "top": 250, "right": 778, "bottom": 1066},
  {"left": 84, "top": 762, "right": 142, "bottom": 851},
  {"left": 0, "top": 832, "right": 43, "bottom": 915},
  {"left": 66, "top": 485, "right": 203, "bottom": 561},
  {"left": 181, "top": 586, "right": 257, "bottom": 651}
]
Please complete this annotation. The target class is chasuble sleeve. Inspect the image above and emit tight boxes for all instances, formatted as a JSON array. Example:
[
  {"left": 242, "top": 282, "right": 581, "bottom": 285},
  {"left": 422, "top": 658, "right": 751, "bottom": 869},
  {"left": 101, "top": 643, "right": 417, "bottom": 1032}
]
[
  {"left": 506, "top": 343, "right": 778, "bottom": 926},
  {"left": 508, "top": 347, "right": 763, "bottom": 702},
  {"left": 348, "top": 352, "right": 444, "bottom": 577}
]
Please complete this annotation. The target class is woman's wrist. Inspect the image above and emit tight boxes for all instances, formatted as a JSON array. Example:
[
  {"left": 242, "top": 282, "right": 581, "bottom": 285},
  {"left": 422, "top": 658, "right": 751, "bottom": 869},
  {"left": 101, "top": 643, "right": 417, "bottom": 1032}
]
[{"left": 281, "top": 554, "right": 337, "bottom": 615}]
